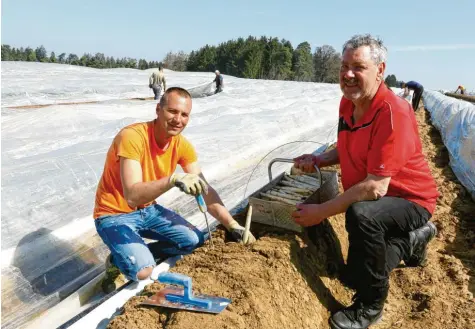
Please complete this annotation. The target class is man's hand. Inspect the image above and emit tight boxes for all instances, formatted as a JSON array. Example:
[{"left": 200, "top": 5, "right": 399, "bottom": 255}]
[
  {"left": 291, "top": 203, "right": 327, "bottom": 227},
  {"left": 169, "top": 173, "right": 208, "bottom": 196},
  {"left": 225, "top": 220, "right": 256, "bottom": 244},
  {"left": 293, "top": 154, "right": 320, "bottom": 173}
]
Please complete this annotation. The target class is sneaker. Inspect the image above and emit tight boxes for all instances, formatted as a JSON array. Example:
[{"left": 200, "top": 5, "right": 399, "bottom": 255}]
[
  {"left": 405, "top": 221, "right": 437, "bottom": 267},
  {"left": 101, "top": 254, "right": 127, "bottom": 294},
  {"left": 329, "top": 297, "right": 383, "bottom": 329}
]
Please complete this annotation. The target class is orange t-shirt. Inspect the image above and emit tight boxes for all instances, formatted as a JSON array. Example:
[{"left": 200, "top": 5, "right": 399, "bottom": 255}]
[{"left": 93, "top": 120, "right": 198, "bottom": 219}]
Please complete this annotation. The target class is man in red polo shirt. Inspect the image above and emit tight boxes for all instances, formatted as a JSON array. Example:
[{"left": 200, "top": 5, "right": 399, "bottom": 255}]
[{"left": 292, "top": 34, "right": 439, "bottom": 329}]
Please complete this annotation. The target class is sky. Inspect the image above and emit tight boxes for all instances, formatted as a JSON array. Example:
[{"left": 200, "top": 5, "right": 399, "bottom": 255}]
[{"left": 1, "top": 0, "right": 474, "bottom": 90}]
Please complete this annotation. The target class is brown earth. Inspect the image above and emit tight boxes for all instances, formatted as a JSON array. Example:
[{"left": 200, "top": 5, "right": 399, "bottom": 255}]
[{"left": 107, "top": 104, "right": 475, "bottom": 329}]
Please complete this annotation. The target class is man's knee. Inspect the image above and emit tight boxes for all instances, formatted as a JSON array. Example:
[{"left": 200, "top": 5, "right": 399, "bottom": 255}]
[
  {"left": 345, "top": 202, "right": 376, "bottom": 233},
  {"left": 180, "top": 230, "right": 204, "bottom": 252}
]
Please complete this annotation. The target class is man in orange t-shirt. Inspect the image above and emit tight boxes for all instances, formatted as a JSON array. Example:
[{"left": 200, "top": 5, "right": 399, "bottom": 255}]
[{"left": 94, "top": 87, "right": 256, "bottom": 283}]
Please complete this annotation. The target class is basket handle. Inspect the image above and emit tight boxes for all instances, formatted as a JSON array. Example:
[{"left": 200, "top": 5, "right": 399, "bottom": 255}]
[{"left": 268, "top": 158, "right": 322, "bottom": 187}]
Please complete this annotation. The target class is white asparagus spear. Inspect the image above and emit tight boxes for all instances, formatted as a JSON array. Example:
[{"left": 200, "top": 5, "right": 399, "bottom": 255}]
[
  {"left": 283, "top": 176, "right": 317, "bottom": 190},
  {"left": 268, "top": 189, "right": 304, "bottom": 201},
  {"left": 289, "top": 175, "right": 320, "bottom": 187},
  {"left": 277, "top": 185, "right": 313, "bottom": 194},
  {"left": 260, "top": 192, "right": 299, "bottom": 205},
  {"left": 280, "top": 180, "right": 316, "bottom": 191},
  {"left": 271, "top": 187, "right": 308, "bottom": 199},
  {"left": 300, "top": 174, "right": 322, "bottom": 186}
]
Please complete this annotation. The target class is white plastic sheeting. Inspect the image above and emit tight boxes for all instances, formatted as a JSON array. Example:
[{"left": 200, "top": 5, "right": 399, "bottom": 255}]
[
  {"left": 423, "top": 90, "right": 475, "bottom": 200},
  {"left": 1, "top": 62, "right": 341, "bottom": 328}
]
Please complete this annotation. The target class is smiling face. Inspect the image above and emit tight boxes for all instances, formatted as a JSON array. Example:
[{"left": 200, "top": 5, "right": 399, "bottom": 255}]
[
  {"left": 339, "top": 45, "right": 385, "bottom": 104},
  {"left": 155, "top": 91, "right": 192, "bottom": 138}
]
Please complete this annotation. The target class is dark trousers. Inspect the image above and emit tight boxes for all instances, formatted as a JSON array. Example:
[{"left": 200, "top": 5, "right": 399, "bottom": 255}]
[
  {"left": 412, "top": 87, "right": 424, "bottom": 111},
  {"left": 345, "top": 197, "right": 431, "bottom": 305},
  {"left": 215, "top": 85, "right": 222, "bottom": 94}
]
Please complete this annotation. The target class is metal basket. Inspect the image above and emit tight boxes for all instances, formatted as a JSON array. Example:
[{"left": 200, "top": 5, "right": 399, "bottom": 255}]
[{"left": 248, "top": 158, "right": 339, "bottom": 232}]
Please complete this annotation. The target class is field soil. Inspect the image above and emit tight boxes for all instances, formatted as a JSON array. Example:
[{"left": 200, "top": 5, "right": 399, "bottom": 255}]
[{"left": 107, "top": 104, "right": 475, "bottom": 329}]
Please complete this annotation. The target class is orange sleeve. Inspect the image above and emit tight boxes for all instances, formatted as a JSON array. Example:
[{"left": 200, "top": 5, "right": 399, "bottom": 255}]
[
  {"left": 178, "top": 136, "right": 198, "bottom": 167},
  {"left": 115, "top": 127, "right": 144, "bottom": 162}
]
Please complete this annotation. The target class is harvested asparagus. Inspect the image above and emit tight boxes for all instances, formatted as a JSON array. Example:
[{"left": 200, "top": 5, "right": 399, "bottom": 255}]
[
  {"left": 283, "top": 176, "right": 317, "bottom": 189},
  {"left": 268, "top": 189, "right": 305, "bottom": 201},
  {"left": 271, "top": 188, "right": 308, "bottom": 199},
  {"left": 260, "top": 192, "right": 299, "bottom": 205},
  {"left": 290, "top": 174, "right": 321, "bottom": 187},
  {"left": 289, "top": 175, "right": 320, "bottom": 187},
  {"left": 280, "top": 180, "right": 316, "bottom": 191},
  {"left": 277, "top": 185, "right": 313, "bottom": 195}
]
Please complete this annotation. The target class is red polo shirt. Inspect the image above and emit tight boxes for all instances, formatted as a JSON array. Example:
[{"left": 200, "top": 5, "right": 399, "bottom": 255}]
[{"left": 336, "top": 83, "right": 439, "bottom": 214}]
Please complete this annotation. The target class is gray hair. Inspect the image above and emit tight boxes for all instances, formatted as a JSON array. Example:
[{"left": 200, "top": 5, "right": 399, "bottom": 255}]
[{"left": 342, "top": 34, "right": 387, "bottom": 64}]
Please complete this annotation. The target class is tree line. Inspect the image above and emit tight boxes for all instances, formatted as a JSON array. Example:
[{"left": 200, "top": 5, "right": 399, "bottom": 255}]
[
  {"left": 183, "top": 36, "right": 341, "bottom": 83},
  {"left": 2, "top": 37, "right": 399, "bottom": 84},
  {"left": 1, "top": 44, "right": 162, "bottom": 69}
]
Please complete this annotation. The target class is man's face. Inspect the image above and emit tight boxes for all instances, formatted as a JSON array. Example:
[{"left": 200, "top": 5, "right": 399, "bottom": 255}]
[
  {"left": 339, "top": 46, "right": 385, "bottom": 102},
  {"left": 156, "top": 92, "right": 192, "bottom": 137}
]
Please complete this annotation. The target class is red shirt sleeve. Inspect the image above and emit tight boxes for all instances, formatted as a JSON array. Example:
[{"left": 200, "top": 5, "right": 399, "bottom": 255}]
[{"left": 367, "top": 107, "right": 416, "bottom": 176}]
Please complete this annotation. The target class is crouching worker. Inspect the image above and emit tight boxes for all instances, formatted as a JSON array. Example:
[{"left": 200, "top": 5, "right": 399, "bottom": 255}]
[
  {"left": 292, "top": 34, "right": 439, "bottom": 329},
  {"left": 93, "top": 87, "right": 256, "bottom": 286}
]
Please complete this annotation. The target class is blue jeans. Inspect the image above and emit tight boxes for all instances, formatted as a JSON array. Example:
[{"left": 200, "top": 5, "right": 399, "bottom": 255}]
[{"left": 95, "top": 204, "right": 205, "bottom": 281}]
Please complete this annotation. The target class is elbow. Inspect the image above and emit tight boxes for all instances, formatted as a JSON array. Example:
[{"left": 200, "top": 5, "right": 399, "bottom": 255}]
[
  {"left": 123, "top": 190, "right": 138, "bottom": 208},
  {"left": 367, "top": 181, "right": 388, "bottom": 200},
  {"left": 126, "top": 199, "right": 138, "bottom": 209},
  {"left": 125, "top": 196, "right": 138, "bottom": 209}
]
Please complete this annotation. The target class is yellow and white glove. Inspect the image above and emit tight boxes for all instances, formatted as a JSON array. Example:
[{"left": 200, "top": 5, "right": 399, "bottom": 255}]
[
  {"left": 224, "top": 220, "right": 256, "bottom": 244},
  {"left": 169, "top": 173, "right": 208, "bottom": 196}
]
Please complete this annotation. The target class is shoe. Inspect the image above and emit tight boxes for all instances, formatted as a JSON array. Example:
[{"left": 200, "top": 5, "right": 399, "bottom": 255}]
[
  {"left": 405, "top": 221, "right": 437, "bottom": 267},
  {"left": 329, "top": 297, "right": 383, "bottom": 329},
  {"left": 101, "top": 254, "right": 127, "bottom": 294}
]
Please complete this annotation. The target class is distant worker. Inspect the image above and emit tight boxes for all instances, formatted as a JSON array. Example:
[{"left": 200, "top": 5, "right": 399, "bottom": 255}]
[
  {"left": 149, "top": 65, "right": 167, "bottom": 100},
  {"left": 93, "top": 87, "right": 256, "bottom": 289},
  {"left": 454, "top": 85, "right": 466, "bottom": 95},
  {"left": 213, "top": 70, "right": 223, "bottom": 94},
  {"left": 401, "top": 81, "right": 424, "bottom": 111}
]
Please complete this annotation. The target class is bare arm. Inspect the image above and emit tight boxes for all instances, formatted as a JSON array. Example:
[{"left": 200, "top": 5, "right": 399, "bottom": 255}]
[
  {"left": 319, "top": 174, "right": 390, "bottom": 217},
  {"left": 120, "top": 157, "right": 172, "bottom": 208},
  {"left": 316, "top": 148, "right": 340, "bottom": 167},
  {"left": 183, "top": 162, "right": 235, "bottom": 228}
]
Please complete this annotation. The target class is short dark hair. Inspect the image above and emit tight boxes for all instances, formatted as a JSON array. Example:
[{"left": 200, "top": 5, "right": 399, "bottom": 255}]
[{"left": 159, "top": 87, "right": 192, "bottom": 108}]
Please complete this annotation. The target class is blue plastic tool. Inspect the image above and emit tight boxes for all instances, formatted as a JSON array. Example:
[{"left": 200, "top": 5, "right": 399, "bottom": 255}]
[
  {"left": 141, "top": 272, "right": 231, "bottom": 314},
  {"left": 159, "top": 272, "right": 211, "bottom": 309}
]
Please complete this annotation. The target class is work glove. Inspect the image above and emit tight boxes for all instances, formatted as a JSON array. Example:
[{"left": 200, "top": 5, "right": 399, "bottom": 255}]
[
  {"left": 169, "top": 173, "right": 208, "bottom": 196},
  {"left": 224, "top": 220, "right": 256, "bottom": 244}
]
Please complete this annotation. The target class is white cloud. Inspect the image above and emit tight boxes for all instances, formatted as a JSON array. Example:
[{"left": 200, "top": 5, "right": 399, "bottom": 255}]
[{"left": 392, "top": 44, "right": 475, "bottom": 52}]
